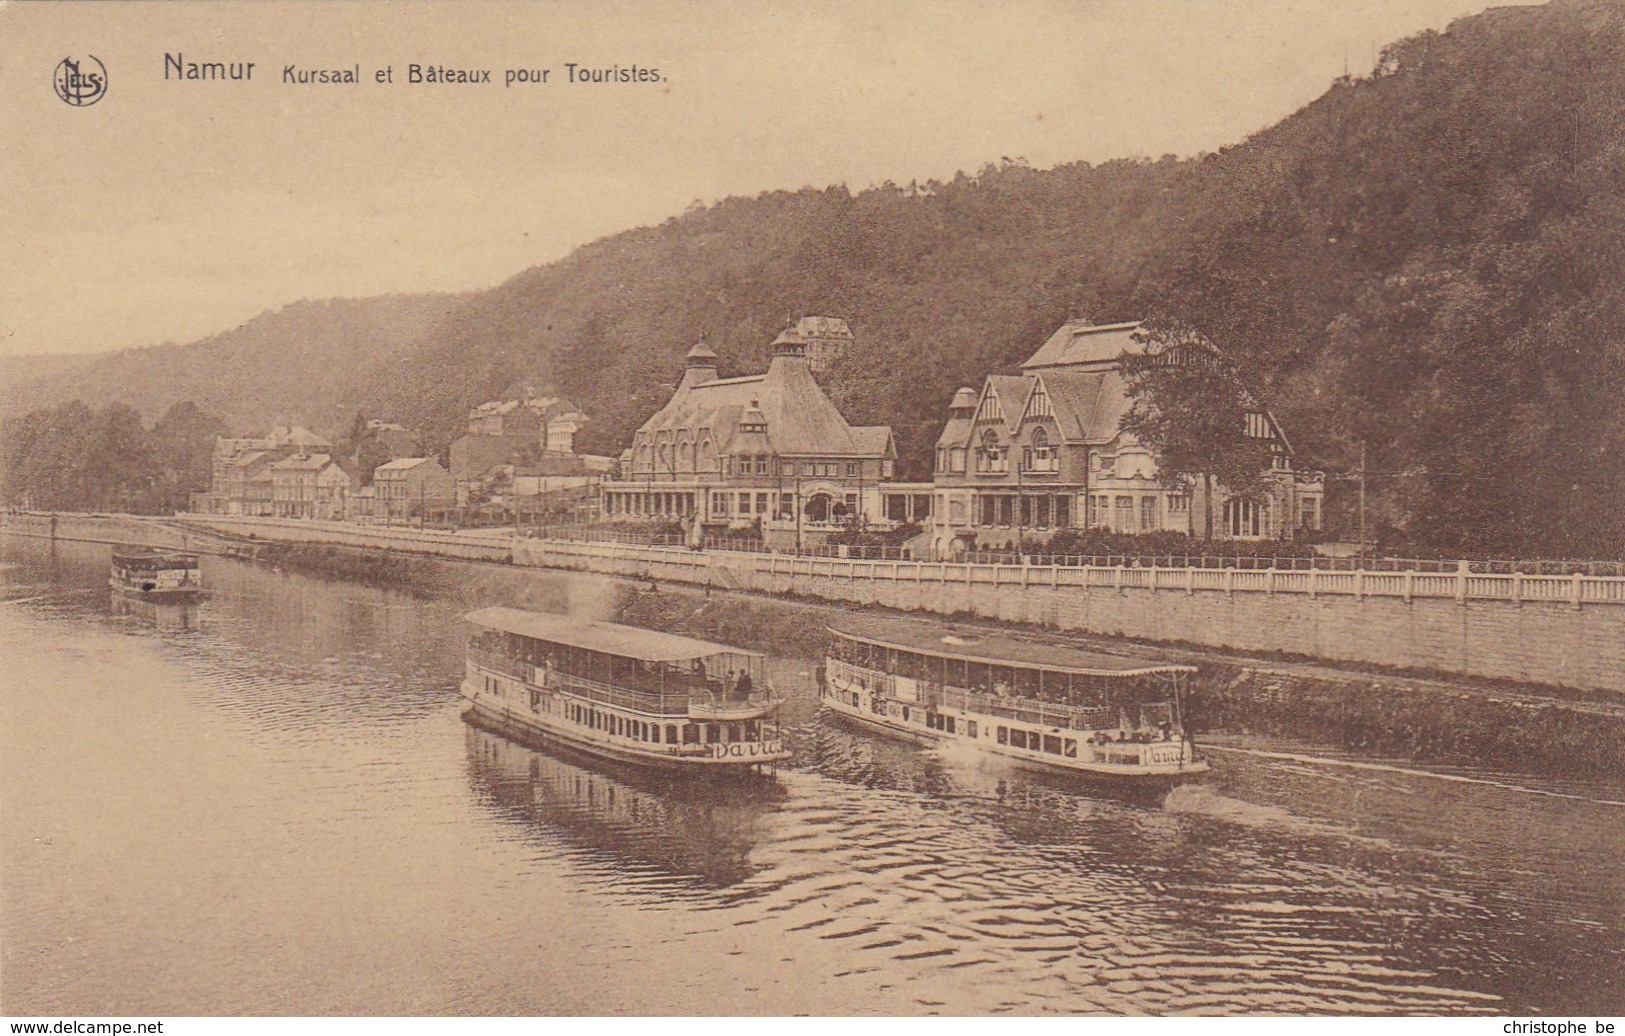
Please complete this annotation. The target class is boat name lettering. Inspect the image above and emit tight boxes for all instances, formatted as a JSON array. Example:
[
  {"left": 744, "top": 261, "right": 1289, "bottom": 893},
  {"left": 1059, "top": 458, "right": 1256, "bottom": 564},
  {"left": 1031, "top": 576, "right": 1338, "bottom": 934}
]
[{"left": 709, "top": 741, "right": 783, "bottom": 760}]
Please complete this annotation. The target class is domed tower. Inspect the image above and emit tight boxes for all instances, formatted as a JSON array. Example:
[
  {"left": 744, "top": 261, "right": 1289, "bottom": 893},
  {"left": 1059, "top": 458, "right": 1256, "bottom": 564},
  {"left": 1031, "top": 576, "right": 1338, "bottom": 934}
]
[
  {"left": 949, "top": 386, "right": 978, "bottom": 417},
  {"left": 770, "top": 325, "right": 807, "bottom": 359},
  {"left": 677, "top": 335, "right": 719, "bottom": 390}
]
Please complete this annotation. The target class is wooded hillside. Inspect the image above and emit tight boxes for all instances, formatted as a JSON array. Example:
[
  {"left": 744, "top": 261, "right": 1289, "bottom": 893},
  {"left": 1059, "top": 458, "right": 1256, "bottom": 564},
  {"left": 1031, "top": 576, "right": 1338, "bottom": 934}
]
[{"left": 10, "top": 0, "right": 1620, "bottom": 556}]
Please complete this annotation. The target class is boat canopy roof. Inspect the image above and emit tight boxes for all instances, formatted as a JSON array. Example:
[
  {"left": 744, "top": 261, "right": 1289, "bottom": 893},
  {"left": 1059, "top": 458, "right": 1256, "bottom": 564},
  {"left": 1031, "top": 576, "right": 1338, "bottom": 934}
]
[
  {"left": 466, "top": 607, "right": 763, "bottom": 663},
  {"left": 111, "top": 548, "right": 198, "bottom": 566},
  {"left": 828, "top": 620, "right": 1196, "bottom": 677}
]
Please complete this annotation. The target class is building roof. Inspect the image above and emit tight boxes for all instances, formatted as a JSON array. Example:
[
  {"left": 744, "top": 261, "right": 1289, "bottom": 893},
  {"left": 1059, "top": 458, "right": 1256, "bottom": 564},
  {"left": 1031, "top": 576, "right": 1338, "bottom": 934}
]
[
  {"left": 375, "top": 457, "right": 439, "bottom": 473},
  {"left": 1020, "top": 320, "right": 1145, "bottom": 371},
  {"left": 230, "top": 450, "right": 272, "bottom": 469},
  {"left": 796, "top": 316, "right": 853, "bottom": 341},
  {"left": 465, "top": 607, "right": 764, "bottom": 663},
  {"left": 829, "top": 617, "right": 1196, "bottom": 676},
  {"left": 1034, "top": 369, "right": 1132, "bottom": 443},
  {"left": 849, "top": 426, "right": 896, "bottom": 457},
  {"left": 938, "top": 322, "right": 1150, "bottom": 452},
  {"left": 271, "top": 453, "right": 333, "bottom": 472},
  {"left": 936, "top": 415, "right": 973, "bottom": 448},
  {"left": 469, "top": 397, "right": 576, "bottom": 419},
  {"left": 636, "top": 346, "right": 890, "bottom": 458},
  {"left": 983, "top": 375, "right": 1036, "bottom": 433},
  {"left": 270, "top": 426, "right": 333, "bottom": 448}
]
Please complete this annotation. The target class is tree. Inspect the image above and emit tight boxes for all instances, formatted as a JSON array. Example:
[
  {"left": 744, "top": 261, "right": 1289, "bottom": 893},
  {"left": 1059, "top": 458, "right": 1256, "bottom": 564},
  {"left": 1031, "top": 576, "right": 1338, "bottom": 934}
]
[
  {"left": 79, "top": 404, "right": 155, "bottom": 512},
  {"left": 1118, "top": 321, "right": 1275, "bottom": 540},
  {"left": 149, "top": 401, "right": 228, "bottom": 512}
]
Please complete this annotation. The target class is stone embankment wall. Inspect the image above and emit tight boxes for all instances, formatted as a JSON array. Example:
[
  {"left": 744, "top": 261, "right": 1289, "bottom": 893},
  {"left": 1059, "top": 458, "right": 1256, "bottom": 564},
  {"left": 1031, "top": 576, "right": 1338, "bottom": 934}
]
[
  {"left": 613, "top": 588, "right": 1625, "bottom": 779},
  {"left": 35, "top": 514, "right": 1618, "bottom": 695},
  {"left": 176, "top": 515, "right": 513, "bottom": 563},
  {"left": 511, "top": 540, "right": 1625, "bottom": 695},
  {"left": 2, "top": 511, "right": 194, "bottom": 549}
]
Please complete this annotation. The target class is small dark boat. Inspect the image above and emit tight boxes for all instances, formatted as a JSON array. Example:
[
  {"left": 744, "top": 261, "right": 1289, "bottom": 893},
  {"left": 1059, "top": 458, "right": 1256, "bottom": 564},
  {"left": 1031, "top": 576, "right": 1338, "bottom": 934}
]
[{"left": 110, "top": 547, "right": 203, "bottom": 600}]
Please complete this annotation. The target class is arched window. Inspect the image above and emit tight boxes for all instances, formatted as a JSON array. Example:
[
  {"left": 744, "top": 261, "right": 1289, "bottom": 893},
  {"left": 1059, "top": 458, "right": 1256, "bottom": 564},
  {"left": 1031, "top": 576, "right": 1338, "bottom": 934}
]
[
  {"left": 1026, "top": 427, "right": 1056, "bottom": 472},
  {"left": 677, "top": 438, "right": 694, "bottom": 471},
  {"left": 977, "top": 429, "right": 1006, "bottom": 473},
  {"left": 655, "top": 441, "right": 671, "bottom": 473},
  {"left": 696, "top": 437, "right": 716, "bottom": 471}
]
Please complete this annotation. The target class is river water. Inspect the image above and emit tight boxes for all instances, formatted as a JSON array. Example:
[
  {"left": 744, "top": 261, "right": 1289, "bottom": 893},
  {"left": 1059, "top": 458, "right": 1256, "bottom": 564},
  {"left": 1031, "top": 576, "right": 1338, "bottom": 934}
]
[{"left": 2, "top": 536, "right": 1620, "bottom": 1016}]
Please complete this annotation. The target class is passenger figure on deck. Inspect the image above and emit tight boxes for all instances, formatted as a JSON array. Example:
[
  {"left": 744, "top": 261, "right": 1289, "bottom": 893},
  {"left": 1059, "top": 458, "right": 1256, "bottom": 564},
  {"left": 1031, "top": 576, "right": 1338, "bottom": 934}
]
[{"left": 735, "top": 669, "right": 753, "bottom": 700}]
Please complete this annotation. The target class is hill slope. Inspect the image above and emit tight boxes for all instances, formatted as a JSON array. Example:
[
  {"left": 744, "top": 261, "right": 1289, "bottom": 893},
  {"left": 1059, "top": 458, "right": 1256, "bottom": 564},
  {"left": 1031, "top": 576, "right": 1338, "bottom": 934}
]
[
  {"left": 362, "top": 0, "right": 1623, "bottom": 555},
  {"left": 2, "top": 294, "right": 468, "bottom": 435},
  {"left": 9, "top": 0, "right": 1620, "bottom": 555}
]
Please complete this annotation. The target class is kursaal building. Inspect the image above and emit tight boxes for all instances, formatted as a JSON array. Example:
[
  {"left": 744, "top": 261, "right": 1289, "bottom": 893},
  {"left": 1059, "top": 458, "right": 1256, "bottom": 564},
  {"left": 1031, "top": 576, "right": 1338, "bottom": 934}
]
[
  {"left": 601, "top": 321, "right": 899, "bottom": 552},
  {"left": 926, "top": 319, "right": 1324, "bottom": 557}
]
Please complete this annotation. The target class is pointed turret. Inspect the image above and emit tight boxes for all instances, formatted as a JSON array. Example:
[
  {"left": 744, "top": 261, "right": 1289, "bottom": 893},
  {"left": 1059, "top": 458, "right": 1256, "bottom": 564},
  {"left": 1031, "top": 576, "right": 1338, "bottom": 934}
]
[{"left": 677, "top": 334, "right": 720, "bottom": 390}]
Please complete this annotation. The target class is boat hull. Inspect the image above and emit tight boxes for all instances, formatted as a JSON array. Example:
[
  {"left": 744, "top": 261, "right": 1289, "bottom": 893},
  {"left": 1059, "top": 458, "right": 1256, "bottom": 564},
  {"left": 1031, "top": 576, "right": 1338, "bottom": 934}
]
[{"left": 110, "top": 580, "right": 203, "bottom": 602}]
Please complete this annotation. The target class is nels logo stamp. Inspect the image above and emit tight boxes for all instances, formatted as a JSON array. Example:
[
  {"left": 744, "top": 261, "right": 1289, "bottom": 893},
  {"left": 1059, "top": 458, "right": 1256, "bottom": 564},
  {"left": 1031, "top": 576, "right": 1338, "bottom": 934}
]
[{"left": 54, "top": 55, "right": 108, "bottom": 106}]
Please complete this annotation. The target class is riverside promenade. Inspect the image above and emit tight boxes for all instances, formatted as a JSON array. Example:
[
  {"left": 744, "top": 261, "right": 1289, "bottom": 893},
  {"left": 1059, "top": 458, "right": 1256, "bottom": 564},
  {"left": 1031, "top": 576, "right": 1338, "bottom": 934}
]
[{"left": 13, "top": 512, "right": 1622, "bottom": 695}]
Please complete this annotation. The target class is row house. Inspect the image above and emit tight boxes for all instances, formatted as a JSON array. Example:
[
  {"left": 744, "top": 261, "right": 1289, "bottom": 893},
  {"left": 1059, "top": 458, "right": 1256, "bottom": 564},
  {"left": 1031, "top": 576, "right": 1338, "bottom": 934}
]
[
  {"left": 270, "top": 453, "right": 354, "bottom": 520},
  {"left": 226, "top": 450, "right": 278, "bottom": 517},
  {"left": 207, "top": 426, "right": 333, "bottom": 515},
  {"left": 374, "top": 457, "right": 456, "bottom": 518},
  {"left": 600, "top": 324, "right": 898, "bottom": 551},
  {"left": 927, "top": 319, "right": 1323, "bottom": 555}
]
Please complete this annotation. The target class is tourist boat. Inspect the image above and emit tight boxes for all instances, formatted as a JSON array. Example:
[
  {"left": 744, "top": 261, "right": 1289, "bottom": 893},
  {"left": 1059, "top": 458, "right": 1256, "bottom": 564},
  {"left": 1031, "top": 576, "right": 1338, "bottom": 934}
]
[
  {"left": 109, "top": 547, "right": 203, "bottom": 600},
  {"left": 820, "top": 620, "right": 1208, "bottom": 781},
  {"left": 462, "top": 607, "right": 791, "bottom": 772}
]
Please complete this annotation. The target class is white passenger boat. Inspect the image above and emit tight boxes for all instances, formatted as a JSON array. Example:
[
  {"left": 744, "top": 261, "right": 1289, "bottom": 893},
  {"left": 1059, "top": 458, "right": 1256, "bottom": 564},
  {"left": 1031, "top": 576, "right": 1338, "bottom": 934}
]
[
  {"left": 462, "top": 607, "right": 791, "bottom": 772},
  {"left": 821, "top": 620, "right": 1207, "bottom": 781},
  {"left": 109, "top": 547, "right": 203, "bottom": 600}
]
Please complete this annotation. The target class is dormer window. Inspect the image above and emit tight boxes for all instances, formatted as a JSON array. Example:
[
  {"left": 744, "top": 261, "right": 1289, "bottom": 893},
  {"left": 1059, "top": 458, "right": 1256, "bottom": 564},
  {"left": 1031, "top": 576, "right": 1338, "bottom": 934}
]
[
  {"left": 739, "top": 399, "right": 768, "bottom": 434},
  {"left": 1024, "top": 427, "right": 1058, "bottom": 473}
]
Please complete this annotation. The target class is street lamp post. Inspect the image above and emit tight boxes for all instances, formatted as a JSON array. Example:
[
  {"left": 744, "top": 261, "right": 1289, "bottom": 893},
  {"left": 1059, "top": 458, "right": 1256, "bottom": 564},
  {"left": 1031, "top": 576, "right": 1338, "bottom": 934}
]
[{"left": 1015, "top": 452, "right": 1025, "bottom": 557}]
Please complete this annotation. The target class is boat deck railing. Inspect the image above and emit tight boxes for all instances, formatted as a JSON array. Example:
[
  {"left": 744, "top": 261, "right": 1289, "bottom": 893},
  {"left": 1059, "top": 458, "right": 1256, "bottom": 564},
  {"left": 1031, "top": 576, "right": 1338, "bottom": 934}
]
[
  {"left": 468, "top": 647, "right": 776, "bottom": 718},
  {"left": 929, "top": 686, "right": 1124, "bottom": 731},
  {"left": 828, "top": 659, "right": 1172, "bottom": 732}
]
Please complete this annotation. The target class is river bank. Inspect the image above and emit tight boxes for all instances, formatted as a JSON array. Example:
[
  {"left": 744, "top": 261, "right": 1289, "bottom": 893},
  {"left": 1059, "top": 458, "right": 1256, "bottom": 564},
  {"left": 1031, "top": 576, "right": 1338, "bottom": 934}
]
[
  {"left": 10, "top": 513, "right": 1623, "bottom": 780},
  {"left": 610, "top": 581, "right": 1625, "bottom": 781},
  {"left": 245, "top": 538, "right": 1625, "bottom": 781}
]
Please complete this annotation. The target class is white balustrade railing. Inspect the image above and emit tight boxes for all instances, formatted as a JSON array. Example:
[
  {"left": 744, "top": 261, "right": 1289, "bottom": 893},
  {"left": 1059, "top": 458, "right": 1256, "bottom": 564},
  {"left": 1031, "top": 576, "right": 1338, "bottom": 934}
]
[
  {"left": 175, "top": 516, "right": 1625, "bottom": 608},
  {"left": 526, "top": 537, "right": 1622, "bottom": 607}
]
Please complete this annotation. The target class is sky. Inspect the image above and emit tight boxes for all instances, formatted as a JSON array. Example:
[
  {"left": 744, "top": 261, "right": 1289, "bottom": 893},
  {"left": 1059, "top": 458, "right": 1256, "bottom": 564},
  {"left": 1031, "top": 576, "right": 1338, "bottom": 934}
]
[{"left": 2, "top": 0, "right": 1497, "bottom": 359}]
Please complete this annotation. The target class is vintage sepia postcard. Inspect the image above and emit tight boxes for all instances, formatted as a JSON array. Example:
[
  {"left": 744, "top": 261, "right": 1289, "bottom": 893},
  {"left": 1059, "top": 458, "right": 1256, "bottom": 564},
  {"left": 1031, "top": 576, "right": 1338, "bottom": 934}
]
[{"left": 2, "top": 0, "right": 1621, "bottom": 1026}]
